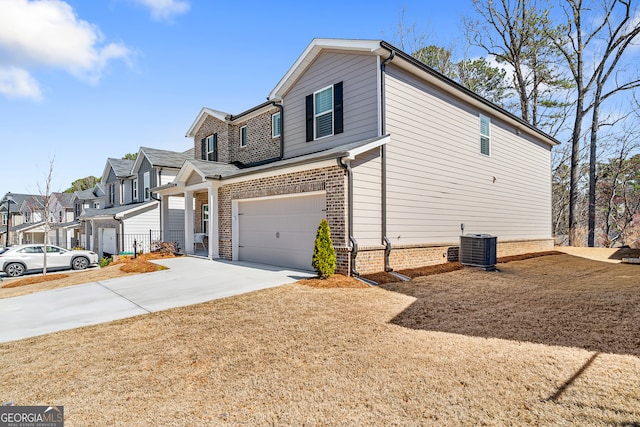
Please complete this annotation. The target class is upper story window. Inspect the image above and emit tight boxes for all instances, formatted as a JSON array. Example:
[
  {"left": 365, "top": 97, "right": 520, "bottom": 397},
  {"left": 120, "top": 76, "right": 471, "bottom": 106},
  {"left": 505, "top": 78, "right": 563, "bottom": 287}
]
[
  {"left": 143, "top": 172, "right": 150, "bottom": 201},
  {"left": 272, "top": 112, "right": 281, "bottom": 138},
  {"left": 201, "top": 134, "right": 218, "bottom": 161},
  {"left": 240, "top": 126, "right": 247, "bottom": 148},
  {"left": 2, "top": 213, "right": 7, "bottom": 226},
  {"left": 480, "top": 115, "right": 491, "bottom": 156},
  {"left": 93, "top": 201, "right": 100, "bottom": 209},
  {"left": 108, "top": 184, "right": 115, "bottom": 205},
  {"left": 306, "top": 81, "right": 343, "bottom": 142},
  {"left": 58, "top": 211, "right": 63, "bottom": 223},
  {"left": 133, "top": 178, "right": 138, "bottom": 201}
]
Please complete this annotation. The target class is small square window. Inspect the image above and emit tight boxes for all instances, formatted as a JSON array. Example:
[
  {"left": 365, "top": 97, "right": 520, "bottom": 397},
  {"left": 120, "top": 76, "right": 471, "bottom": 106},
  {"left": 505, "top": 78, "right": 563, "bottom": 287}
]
[
  {"left": 480, "top": 115, "right": 490, "bottom": 156},
  {"left": 240, "top": 126, "right": 247, "bottom": 147},
  {"left": 272, "top": 112, "right": 281, "bottom": 138}
]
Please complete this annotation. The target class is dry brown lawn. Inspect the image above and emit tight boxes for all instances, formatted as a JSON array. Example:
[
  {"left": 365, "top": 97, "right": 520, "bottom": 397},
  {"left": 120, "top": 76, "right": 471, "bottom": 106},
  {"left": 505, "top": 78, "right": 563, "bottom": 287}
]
[
  {"left": 1, "top": 252, "right": 639, "bottom": 425},
  {"left": 0, "top": 253, "right": 173, "bottom": 298}
]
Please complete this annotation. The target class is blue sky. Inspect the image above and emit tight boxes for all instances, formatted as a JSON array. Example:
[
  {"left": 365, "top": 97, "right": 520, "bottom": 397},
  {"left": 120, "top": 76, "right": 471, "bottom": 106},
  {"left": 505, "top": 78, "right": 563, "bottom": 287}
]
[{"left": 0, "top": 0, "right": 472, "bottom": 195}]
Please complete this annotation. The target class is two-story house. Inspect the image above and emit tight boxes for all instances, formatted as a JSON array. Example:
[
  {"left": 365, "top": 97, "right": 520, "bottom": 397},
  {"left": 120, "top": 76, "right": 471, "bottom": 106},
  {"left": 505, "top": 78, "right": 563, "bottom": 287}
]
[
  {"left": 1, "top": 193, "right": 36, "bottom": 247},
  {"left": 158, "top": 39, "right": 558, "bottom": 275},
  {"left": 79, "top": 148, "right": 191, "bottom": 256}
]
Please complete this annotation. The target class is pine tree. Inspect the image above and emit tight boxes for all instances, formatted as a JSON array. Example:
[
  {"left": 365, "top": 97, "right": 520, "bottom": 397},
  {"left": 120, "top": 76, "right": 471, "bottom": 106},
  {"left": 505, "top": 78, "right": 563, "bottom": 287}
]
[{"left": 312, "top": 219, "right": 336, "bottom": 279}]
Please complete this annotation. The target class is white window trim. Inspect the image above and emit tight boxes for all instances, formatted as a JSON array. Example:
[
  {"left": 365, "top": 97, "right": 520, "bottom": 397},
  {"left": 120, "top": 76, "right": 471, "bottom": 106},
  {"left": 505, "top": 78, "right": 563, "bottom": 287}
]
[
  {"left": 272, "top": 112, "right": 281, "bottom": 138},
  {"left": 133, "top": 178, "right": 138, "bottom": 201},
  {"left": 143, "top": 172, "right": 150, "bottom": 201},
  {"left": 239, "top": 126, "right": 247, "bottom": 148},
  {"left": 2, "top": 213, "right": 7, "bottom": 226},
  {"left": 202, "top": 204, "right": 209, "bottom": 234},
  {"left": 314, "top": 85, "right": 334, "bottom": 140},
  {"left": 480, "top": 114, "right": 491, "bottom": 156}
]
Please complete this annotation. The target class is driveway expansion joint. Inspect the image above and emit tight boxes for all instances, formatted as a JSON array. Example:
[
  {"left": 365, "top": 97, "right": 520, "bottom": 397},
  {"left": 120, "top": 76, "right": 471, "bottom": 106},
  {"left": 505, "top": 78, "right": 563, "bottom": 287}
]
[{"left": 96, "top": 281, "right": 152, "bottom": 314}]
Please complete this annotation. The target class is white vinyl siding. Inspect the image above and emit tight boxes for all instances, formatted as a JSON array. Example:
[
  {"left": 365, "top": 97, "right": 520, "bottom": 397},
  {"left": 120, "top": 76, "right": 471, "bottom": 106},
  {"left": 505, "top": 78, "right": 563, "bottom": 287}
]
[
  {"left": 282, "top": 51, "right": 378, "bottom": 158},
  {"left": 384, "top": 65, "right": 552, "bottom": 244},
  {"left": 352, "top": 148, "right": 382, "bottom": 246}
]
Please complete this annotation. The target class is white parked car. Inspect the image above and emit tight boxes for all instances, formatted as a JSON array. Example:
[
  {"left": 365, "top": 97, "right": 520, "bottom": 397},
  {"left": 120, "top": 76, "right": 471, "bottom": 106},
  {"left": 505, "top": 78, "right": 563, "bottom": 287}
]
[{"left": 0, "top": 244, "right": 99, "bottom": 277}]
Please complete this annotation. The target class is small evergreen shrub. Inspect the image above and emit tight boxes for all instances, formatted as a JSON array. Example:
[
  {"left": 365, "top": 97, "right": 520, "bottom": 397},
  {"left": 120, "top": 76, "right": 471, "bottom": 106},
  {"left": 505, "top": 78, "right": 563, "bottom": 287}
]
[
  {"left": 99, "top": 256, "right": 112, "bottom": 268},
  {"left": 312, "top": 219, "right": 336, "bottom": 279}
]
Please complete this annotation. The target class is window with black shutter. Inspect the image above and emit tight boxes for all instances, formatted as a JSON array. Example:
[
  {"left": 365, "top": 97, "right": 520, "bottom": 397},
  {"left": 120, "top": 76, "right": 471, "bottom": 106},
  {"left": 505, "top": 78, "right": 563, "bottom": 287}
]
[{"left": 305, "top": 81, "right": 343, "bottom": 142}]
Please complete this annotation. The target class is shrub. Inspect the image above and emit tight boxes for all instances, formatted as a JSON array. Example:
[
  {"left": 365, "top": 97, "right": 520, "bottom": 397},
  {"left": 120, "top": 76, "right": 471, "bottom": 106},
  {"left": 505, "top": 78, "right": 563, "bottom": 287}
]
[
  {"left": 99, "top": 256, "right": 112, "bottom": 268},
  {"left": 312, "top": 219, "right": 336, "bottom": 279}
]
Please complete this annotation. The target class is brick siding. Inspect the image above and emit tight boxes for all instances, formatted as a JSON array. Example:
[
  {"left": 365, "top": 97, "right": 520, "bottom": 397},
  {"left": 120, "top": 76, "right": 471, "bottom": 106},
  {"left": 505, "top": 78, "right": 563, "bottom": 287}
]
[
  {"left": 193, "top": 109, "right": 281, "bottom": 165},
  {"left": 355, "top": 239, "right": 554, "bottom": 274},
  {"left": 213, "top": 165, "right": 350, "bottom": 274}
]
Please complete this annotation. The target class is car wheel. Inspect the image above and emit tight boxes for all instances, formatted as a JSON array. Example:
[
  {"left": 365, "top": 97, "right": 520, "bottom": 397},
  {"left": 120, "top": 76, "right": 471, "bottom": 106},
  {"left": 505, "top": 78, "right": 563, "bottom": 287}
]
[
  {"left": 72, "top": 257, "right": 89, "bottom": 270},
  {"left": 5, "top": 263, "right": 25, "bottom": 277}
]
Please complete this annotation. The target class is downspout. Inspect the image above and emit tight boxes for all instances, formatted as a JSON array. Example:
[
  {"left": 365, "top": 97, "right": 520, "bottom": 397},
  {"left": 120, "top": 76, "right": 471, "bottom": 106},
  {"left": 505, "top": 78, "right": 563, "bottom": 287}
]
[
  {"left": 271, "top": 101, "right": 284, "bottom": 160},
  {"left": 380, "top": 48, "right": 395, "bottom": 272},
  {"left": 337, "top": 157, "right": 359, "bottom": 277}
]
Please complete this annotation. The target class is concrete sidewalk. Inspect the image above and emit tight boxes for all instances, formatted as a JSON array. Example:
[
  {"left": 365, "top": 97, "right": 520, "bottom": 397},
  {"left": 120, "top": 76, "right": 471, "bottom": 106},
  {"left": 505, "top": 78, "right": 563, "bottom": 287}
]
[{"left": 0, "top": 257, "right": 313, "bottom": 343}]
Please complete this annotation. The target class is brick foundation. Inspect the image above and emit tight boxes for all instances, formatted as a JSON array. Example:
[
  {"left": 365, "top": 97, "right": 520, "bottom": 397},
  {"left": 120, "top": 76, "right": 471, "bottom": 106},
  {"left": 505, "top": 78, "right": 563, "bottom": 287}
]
[{"left": 354, "top": 239, "right": 554, "bottom": 274}]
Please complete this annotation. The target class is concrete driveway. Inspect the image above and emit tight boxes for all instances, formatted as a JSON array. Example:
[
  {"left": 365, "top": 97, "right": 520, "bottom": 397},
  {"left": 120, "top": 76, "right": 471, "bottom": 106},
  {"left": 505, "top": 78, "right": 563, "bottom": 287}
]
[{"left": 0, "top": 257, "right": 314, "bottom": 343}]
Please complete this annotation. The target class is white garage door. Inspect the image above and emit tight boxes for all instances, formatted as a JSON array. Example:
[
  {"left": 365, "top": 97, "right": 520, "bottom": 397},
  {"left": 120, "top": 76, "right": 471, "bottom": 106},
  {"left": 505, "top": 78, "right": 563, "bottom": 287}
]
[
  {"left": 100, "top": 227, "right": 117, "bottom": 257},
  {"left": 238, "top": 193, "right": 326, "bottom": 271}
]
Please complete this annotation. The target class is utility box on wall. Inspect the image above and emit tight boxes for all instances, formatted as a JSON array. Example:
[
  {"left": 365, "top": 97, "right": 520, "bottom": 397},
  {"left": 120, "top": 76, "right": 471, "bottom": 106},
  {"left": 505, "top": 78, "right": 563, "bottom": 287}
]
[{"left": 459, "top": 234, "right": 497, "bottom": 270}]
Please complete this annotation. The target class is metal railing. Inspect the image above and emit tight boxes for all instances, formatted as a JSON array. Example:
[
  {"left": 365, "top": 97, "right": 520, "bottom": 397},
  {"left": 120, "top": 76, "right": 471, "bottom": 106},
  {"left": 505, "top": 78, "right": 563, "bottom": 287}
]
[{"left": 117, "top": 229, "right": 185, "bottom": 255}]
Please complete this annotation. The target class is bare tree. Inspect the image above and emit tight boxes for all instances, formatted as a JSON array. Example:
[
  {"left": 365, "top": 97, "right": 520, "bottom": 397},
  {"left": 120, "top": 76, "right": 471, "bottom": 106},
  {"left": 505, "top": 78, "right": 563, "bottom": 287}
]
[
  {"left": 465, "top": 0, "right": 572, "bottom": 130},
  {"left": 550, "top": 0, "right": 640, "bottom": 246},
  {"left": 38, "top": 158, "right": 56, "bottom": 276}
]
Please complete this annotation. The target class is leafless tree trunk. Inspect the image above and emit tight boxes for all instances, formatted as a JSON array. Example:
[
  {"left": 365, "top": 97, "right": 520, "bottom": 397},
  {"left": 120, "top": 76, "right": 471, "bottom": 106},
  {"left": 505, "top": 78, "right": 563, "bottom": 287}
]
[
  {"left": 38, "top": 158, "right": 55, "bottom": 276},
  {"left": 552, "top": 0, "right": 640, "bottom": 246}
]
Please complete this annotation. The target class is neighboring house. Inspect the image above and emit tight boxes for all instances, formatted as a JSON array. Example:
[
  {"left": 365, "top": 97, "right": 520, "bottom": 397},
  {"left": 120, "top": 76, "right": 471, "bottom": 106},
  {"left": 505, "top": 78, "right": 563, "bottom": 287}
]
[
  {"left": 0, "top": 193, "right": 36, "bottom": 246},
  {"left": 79, "top": 148, "right": 190, "bottom": 256},
  {"left": 48, "top": 192, "right": 76, "bottom": 248},
  {"left": 0, "top": 192, "right": 76, "bottom": 247},
  {"left": 155, "top": 38, "right": 559, "bottom": 276}
]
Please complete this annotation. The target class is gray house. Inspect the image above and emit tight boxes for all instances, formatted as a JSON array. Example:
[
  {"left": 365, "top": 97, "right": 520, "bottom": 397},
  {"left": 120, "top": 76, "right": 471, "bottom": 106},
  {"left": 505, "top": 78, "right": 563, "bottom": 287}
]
[
  {"left": 79, "top": 148, "right": 191, "bottom": 256},
  {"left": 155, "top": 39, "right": 558, "bottom": 275}
]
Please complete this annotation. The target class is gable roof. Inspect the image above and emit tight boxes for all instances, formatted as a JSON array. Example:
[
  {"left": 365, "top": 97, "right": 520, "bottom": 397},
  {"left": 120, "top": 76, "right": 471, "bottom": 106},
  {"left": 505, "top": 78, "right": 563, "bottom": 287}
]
[
  {"left": 133, "top": 146, "right": 193, "bottom": 172},
  {"left": 1, "top": 193, "right": 34, "bottom": 213},
  {"left": 185, "top": 107, "right": 230, "bottom": 138},
  {"left": 102, "top": 158, "right": 135, "bottom": 183},
  {"left": 53, "top": 192, "right": 74, "bottom": 208},
  {"left": 267, "top": 38, "right": 559, "bottom": 147},
  {"left": 268, "top": 38, "right": 383, "bottom": 101}
]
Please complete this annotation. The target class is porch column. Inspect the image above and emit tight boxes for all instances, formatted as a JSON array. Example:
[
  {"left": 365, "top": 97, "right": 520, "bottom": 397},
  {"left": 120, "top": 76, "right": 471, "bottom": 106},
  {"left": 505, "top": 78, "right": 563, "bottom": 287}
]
[
  {"left": 208, "top": 185, "right": 219, "bottom": 259},
  {"left": 160, "top": 195, "right": 170, "bottom": 242},
  {"left": 184, "top": 191, "right": 194, "bottom": 254}
]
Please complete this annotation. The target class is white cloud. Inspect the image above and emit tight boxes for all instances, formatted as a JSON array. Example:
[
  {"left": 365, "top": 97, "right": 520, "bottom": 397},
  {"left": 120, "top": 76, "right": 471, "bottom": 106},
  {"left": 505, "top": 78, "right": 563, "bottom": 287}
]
[
  {"left": 0, "top": 66, "right": 42, "bottom": 100},
  {"left": 0, "top": 0, "right": 134, "bottom": 99},
  {"left": 130, "top": 0, "right": 190, "bottom": 21}
]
